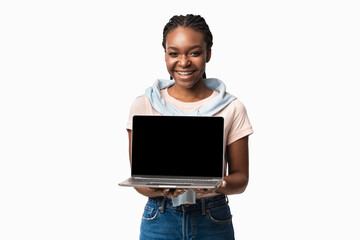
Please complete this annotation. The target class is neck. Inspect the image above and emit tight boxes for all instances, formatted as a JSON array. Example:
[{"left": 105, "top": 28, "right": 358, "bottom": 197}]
[{"left": 168, "top": 79, "right": 213, "bottom": 102}]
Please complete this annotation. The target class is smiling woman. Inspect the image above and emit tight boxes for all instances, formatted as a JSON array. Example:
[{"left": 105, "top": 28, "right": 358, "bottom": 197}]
[
  {"left": 165, "top": 27, "right": 212, "bottom": 101},
  {"left": 125, "top": 14, "right": 254, "bottom": 240}
]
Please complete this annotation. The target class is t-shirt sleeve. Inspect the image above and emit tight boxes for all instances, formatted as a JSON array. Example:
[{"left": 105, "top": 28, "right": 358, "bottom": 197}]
[
  {"left": 126, "top": 96, "right": 159, "bottom": 130},
  {"left": 227, "top": 100, "right": 254, "bottom": 145}
]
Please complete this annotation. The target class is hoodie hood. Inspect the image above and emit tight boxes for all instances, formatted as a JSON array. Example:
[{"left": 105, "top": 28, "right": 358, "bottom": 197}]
[{"left": 144, "top": 78, "right": 236, "bottom": 116}]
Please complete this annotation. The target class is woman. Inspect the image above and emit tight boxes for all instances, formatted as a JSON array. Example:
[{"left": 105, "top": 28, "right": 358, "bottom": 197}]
[{"left": 126, "top": 14, "right": 253, "bottom": 240}]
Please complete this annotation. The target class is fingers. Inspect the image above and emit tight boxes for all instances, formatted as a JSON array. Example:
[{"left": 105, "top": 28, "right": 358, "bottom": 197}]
[
  {"left": 147, "top": 188, "right": 186, "bottom": 197},
  {"left": 157, "top": 188, "right": 186, "bottom": 197},
  {"left": 194, "top": 188, "right": 212, "bottom": 193},
  {"left": 148, "top": 188, "right": 216, "bottom": 197},
  {"left": 193, "top": 188, "right": 215, "bottom": 198},
  {"left": 163, "top": 188, "right": 171, "bottom": 195},
  {"left": 166, "top": 189, "right": 186, "bottom": 197}
]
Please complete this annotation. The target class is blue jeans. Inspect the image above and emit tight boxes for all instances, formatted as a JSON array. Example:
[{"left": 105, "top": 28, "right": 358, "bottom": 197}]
[{"left": 140, "top": 195, "right": 234, "bottom": 240}]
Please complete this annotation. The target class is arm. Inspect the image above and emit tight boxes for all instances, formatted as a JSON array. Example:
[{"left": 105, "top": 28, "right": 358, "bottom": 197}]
[
  {"left": 195, "top": 135, "right": 249, "bottom": 197},
  {"left": 216, "top": 136, "right": 249, "bottom": 195},
  {"left": 127, "top": 129, "right": 185, "bottom": 198},
  {"left": 196, "top": 135, "right": 250, "bottom": 197}
]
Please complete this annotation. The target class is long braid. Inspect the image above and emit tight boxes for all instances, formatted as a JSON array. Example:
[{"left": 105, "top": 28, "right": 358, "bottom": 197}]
[{"left": 162, "top": 14, "right": 212, "bottom": 79}]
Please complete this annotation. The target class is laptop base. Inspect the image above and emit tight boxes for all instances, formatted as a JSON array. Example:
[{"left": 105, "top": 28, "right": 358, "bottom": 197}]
[{"left": 118, "top": 177, "right": 222, "bottom": 189}]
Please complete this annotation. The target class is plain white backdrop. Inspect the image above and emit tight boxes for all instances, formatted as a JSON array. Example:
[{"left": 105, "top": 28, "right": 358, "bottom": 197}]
[{"left": 1, "top": 0, "right": 359, "bottom": 239}]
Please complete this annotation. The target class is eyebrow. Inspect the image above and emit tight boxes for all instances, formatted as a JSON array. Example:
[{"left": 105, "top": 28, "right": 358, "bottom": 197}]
[{"left": 167, "top": 45, "right": 203, "bottom": 51}]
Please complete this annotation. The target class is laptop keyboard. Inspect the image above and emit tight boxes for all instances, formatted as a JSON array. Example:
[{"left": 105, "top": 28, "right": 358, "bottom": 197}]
[{"left": 131, "top": 178, "right": 219, "bottom": 185}]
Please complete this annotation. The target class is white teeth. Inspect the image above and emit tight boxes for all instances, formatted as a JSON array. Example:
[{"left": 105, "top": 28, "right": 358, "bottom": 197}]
[{"left": 177, "top": 71, "right": 193, "bottom": 75}]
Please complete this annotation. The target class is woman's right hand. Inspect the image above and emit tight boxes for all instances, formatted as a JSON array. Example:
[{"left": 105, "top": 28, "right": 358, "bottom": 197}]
[
  {"left": 147, "top": 188, "right": 187, "bottom": 197},
  {"left": 134, "top": 187, "right": 187, "bottom": 198}
]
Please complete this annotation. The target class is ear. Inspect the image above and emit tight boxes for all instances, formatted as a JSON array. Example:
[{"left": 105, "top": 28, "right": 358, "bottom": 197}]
[{"left": 206, "top": 48, "right": 212, "bottom": 63}]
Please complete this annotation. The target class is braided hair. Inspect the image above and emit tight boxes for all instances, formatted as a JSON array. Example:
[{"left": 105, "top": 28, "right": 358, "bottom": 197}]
[{"left": 162, "top": 14, "right": 213, "bottom": 79}]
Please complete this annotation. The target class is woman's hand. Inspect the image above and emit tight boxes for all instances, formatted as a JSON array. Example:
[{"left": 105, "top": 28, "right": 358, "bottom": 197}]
[
  {"left": 146, "top": 188, "right": 187, "bottom": 197},
  {"left": 193, "top": 180, "right": 227, "bottom": 197}
]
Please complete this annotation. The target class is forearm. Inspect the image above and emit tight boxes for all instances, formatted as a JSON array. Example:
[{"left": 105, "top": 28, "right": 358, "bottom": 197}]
[{"left": 216, "top": 172, "right": 248, "bottom": 195}]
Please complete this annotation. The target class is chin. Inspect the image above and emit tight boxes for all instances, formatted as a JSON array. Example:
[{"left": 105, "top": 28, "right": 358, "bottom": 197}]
[
  {"left": 173, "top": 74, "right": 203, "bottom": 89},
  {"left": 174, "top": 79, "right": 200, "bottom": 89}
]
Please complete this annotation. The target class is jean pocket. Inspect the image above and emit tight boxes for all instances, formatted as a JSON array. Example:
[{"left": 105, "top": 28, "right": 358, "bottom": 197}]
[
  {"left": 207, "top": 204, "right": 233, "bottom": 224},
  {"left": 142, "top": 204, "right": 160, "bottom": 222}
]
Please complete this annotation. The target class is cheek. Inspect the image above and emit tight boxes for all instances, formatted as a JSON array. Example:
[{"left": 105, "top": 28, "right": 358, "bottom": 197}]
[
  {"left": 165, "top": 59, "right": 176, "bottom": 70},
  {"left": 165, "top": 61, "right": 174, "bottom": 75},
  {"left": 193, "top": 58, "right": 207, "bottom": 69}
]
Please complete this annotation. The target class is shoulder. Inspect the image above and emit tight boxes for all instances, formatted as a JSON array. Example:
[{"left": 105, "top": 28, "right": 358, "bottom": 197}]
[
  {"left": 129, "top": 95, "right": 161, "bottom": 116},
  {"left": 130, "top": 95, "right": 152, "bottom": 111},
  {"left": 216, "top": 97, "right": 253, "bottom": 143},
  {"left": 127, "top": 95, "right": 160, "bottom": 130},
  {"left": 131, "top": 95, "right": 151, "bottom": 105},
  {"left": 222, "top": 98, "right": 248, "bottom": 116}
]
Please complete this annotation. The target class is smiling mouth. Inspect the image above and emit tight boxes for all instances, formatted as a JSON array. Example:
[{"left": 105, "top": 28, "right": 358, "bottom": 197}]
[{"left": 175, "top": 71, "right": 196, "bottom": 76}]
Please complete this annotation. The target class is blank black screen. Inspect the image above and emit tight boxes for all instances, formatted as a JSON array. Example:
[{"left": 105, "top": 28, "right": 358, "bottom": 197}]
[{"left": 131, "top": 115, "right": 224, "bottom": 178}]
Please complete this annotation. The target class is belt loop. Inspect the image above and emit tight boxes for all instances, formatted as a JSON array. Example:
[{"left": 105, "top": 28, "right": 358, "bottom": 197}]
[
  {"left": 160, "top": 197, "right": 166, "bottom": 213},
  {"left": 201, "top": 198, "right": 206, "bottom": 216}
]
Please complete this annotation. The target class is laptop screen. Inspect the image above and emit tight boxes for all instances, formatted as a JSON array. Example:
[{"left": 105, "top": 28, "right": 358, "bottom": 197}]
[{"left": 131, "top": 115, "right": 224, "bottom": 178}]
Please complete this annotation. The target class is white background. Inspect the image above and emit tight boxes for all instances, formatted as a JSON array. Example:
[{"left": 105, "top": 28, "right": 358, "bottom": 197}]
[{"left": 1, "top": 0, "right": 359, "bottom": 239}]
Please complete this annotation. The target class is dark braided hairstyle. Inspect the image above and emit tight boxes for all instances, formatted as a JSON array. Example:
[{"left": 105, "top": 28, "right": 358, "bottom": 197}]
[{"left": 162, "top": 14, "right": 213, "bottom": 79}]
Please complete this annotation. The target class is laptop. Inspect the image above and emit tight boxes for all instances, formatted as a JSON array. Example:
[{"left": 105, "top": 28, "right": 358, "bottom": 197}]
[{"left": 118, "top": 115, "right": 224, "bottom": 189}]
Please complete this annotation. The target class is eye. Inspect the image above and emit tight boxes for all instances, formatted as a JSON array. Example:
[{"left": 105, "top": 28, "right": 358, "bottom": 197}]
[
  {"left": 168, "top": 52, "right": 179, "bottom": 57},
  {"left": 190, "top": 51, "right": 201, "bottom": 57}
]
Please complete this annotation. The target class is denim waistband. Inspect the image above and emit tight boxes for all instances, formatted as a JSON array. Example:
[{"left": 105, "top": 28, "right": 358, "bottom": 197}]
[{"left": 148, "top": 194, "right": 228, "bottom": 213}]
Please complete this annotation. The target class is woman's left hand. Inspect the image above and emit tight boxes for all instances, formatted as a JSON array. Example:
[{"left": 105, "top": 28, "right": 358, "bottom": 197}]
[{"left": 193, "top": 180, "right": 226, "bottom": 197}]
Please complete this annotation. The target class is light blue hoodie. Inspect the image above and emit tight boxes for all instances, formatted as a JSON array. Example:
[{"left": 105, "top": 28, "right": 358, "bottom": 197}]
[
  {"left": 144, "top": 78, "right": 236, "bottom": 206},
  {"left": 144, "top": 78, "right": 236, "bottom": 116}
]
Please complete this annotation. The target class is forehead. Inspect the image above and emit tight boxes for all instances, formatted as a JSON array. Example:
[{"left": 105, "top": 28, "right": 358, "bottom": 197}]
[{"left": 165, "top": 27, "right": 206, "bottom": 49}]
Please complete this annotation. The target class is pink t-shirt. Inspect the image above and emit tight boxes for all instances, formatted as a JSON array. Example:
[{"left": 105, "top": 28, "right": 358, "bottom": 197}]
[
  {"left": 127, "top": 89, "right": 253, "bottom": 146},
  {"left": 126, "top": 88, "right": 253, "bottom": 198}
]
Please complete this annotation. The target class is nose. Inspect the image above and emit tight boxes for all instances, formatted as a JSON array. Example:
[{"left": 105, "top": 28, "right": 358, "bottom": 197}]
[{"left": 178, "top": 55, "right": 191, "bottom": 67}]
